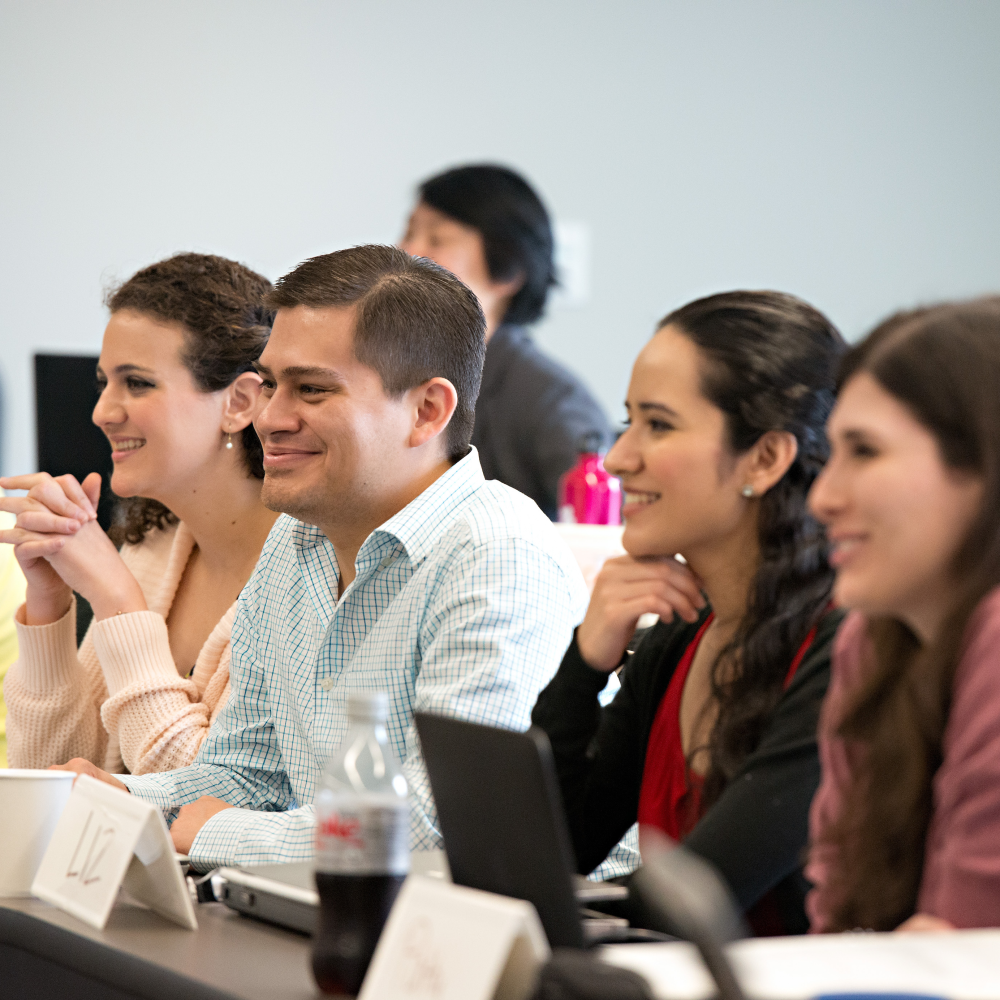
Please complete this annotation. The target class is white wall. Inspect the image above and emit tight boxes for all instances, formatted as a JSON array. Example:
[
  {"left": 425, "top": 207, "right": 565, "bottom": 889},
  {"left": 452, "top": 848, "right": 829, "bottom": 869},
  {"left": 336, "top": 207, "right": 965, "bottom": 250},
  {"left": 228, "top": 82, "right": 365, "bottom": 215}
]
[{"left": 2, "top": 0, "right": 999, "bottom": 476}]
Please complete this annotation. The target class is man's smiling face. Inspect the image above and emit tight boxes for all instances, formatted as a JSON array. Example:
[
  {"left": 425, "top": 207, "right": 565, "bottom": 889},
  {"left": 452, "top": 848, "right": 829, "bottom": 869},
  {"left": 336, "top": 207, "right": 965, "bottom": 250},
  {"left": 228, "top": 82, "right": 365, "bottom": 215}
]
[{"left": 253, "top": 304, "right": 415, "bottom": 531}]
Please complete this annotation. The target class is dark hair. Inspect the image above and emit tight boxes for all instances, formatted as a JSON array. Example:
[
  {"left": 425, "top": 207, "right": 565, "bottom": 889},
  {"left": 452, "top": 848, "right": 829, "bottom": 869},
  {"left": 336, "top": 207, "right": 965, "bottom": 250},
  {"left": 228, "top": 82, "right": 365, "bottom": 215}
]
[
  {"left": 418, "top": 164, "right": 556, "bottom": 326},
  {"left": 266, "top": 244, "right": 486, "bottom": 461},
  {"left": 659, "top": 291, "right": 846, "bottom": 807},
  {"left": 818, "top": 298, "right": 1000, "bottom": 931},
  {"left": 105, "top": 253, "right": 274, "bottom": 546}
]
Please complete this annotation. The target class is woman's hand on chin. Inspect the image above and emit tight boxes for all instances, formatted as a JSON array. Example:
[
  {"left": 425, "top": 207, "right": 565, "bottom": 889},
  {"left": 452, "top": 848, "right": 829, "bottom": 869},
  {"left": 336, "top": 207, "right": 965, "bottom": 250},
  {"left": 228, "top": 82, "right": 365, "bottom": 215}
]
[
  {"left": 0, "top": 470, "right": 147, "bottom": 623},
  {"left": 576, "top": 554, "right": 706, "bottom": 671}
]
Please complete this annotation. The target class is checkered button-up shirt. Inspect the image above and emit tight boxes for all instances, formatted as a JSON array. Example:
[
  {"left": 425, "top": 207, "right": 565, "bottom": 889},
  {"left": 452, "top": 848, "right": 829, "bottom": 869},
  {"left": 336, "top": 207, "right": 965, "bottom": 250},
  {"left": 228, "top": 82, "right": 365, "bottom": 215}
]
[{"left": 120, "top": 449, "right": 589, "bottom": 869}]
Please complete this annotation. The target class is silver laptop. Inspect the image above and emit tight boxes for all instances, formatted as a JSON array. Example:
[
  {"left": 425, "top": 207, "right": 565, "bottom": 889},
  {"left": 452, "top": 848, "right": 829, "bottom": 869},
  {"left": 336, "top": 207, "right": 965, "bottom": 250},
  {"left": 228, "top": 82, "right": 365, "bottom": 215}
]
[
  {"left": 213, "top": 850, "right": 450, "bottom": 935},
  {"left": 214, "top": 841, "right": 624, "bottom": 938}
]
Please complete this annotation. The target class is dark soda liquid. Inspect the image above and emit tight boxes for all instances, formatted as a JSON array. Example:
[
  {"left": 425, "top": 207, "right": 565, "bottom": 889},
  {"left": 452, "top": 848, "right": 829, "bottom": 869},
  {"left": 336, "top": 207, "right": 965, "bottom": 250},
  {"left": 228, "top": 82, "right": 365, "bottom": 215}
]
[{"left": 311, "top": 871, "right": 406, "bottom": 996}]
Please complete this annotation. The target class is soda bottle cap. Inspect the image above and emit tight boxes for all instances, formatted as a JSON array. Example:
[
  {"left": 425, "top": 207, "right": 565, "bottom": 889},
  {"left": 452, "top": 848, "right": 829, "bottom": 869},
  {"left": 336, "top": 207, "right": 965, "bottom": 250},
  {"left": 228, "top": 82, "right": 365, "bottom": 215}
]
[{"left": 347, "top": 690, "right": 389, "bottom": 722}]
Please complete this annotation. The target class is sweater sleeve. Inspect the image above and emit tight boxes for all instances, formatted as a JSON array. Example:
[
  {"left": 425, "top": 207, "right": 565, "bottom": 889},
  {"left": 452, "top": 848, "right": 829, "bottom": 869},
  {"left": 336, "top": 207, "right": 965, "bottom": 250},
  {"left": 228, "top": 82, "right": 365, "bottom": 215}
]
[
  {"left": 96, "top": 604, "right": 234, "bottom": 775},
  {"left": 532, "top": 624, "right": 682, "bottom": 875},
  {"left": 4, "top": 596, "right": 110, "bottom": 768},
  {"left": 684, "top": 610, "right": 841, "bottom": 911},
  {"left": 916, "top": 591, "right": 1000, "bottom": 927},
  {"left": 803, "top": 611, "right": 867, "bottom": 932}
]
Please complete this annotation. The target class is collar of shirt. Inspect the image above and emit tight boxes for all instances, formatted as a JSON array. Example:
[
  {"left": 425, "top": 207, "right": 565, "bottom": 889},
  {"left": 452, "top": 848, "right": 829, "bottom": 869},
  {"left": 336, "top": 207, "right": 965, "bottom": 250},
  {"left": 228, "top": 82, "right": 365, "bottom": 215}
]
[{"left": 288, "top": 447, "right": 486, "bottom": 625}]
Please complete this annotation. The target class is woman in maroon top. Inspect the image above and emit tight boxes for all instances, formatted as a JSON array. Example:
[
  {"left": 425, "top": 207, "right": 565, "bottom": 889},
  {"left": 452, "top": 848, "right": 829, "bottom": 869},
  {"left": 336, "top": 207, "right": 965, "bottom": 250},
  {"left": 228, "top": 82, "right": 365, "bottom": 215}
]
[
  {"left": 807, "top": 299, "right": 1000, "bottom": 932},
  {"left": 533, "top": 290, "right": 846, "bottom": 933}
]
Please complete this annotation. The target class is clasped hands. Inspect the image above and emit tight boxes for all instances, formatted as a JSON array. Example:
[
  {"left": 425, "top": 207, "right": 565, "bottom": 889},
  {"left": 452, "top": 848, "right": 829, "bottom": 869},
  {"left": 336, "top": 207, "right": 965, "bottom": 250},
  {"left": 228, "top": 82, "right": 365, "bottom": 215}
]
[
  {"left": 0, "top": 471, "right": 146, "bottom": 623},
  {"left": 576, "top": 553, "right": 707, "bottom": 671},
  {"left": 48, "top": 759, "right": 234, "bottom": 854}
]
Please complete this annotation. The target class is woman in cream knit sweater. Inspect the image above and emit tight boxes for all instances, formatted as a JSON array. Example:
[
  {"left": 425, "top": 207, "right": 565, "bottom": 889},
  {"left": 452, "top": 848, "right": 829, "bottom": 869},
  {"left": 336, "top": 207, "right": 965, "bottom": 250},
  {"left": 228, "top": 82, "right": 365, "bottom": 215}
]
[{"left": 0, "top": 253, "right": 279, "bottom": 774}]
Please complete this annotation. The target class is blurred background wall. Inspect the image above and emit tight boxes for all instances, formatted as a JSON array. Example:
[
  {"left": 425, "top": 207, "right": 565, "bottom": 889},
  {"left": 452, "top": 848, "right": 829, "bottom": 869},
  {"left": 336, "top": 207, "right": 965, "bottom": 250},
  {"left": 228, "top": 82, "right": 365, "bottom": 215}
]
[{"left": 1, "top": 0, "right": 998, "bottom": 476}]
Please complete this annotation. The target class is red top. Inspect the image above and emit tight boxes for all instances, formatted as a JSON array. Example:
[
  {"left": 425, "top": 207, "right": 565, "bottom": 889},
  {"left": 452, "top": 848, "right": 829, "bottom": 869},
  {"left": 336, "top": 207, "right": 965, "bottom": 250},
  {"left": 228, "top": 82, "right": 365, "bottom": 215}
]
[{"left": 638, "top": 615, "right": 819, "bottom": 841}]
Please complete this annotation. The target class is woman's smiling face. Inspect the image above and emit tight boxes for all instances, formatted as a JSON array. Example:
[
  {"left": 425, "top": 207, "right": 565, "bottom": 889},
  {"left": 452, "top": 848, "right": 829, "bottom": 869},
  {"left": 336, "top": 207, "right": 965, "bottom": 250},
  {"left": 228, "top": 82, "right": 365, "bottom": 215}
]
[
  {"left": 809, "top": 371, "right": 983, "bottom": 640},
  {"left": 93, "top": 309, "right": 228, "bottom": 502},
  {"left": 607, "top": 324, "right": 756, "bottom": 560}
]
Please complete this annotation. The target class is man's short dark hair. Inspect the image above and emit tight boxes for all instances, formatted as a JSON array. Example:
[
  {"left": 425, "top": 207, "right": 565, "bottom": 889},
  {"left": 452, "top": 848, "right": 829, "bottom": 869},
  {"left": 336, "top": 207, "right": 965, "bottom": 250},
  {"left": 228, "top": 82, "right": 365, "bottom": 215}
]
[
  {"left": 418, "top": 164, "right": 557, "bottom": 326},
  {"left": 266, "top": 245, "right": 486, "bottom": 461}
]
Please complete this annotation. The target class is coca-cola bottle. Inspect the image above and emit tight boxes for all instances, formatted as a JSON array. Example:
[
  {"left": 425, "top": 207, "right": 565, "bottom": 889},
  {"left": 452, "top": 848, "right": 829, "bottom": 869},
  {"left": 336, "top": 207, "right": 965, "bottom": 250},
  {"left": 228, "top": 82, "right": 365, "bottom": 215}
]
[
  {"left": 313, "top": 691, "right": 409, "bottom": 996},
  {"left": 557, "top": 432, "right": 622, "bottom": 525}
]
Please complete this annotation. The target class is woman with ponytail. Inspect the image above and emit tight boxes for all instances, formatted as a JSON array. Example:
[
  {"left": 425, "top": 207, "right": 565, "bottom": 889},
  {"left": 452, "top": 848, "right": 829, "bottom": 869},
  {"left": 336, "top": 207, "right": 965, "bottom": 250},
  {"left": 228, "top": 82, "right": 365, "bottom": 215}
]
[
  {"left": 807, "top": 298, "right": 1000, "bottom": 931},
  {"left": 533, "top": 291, "right": 846, "bottom": 934}
]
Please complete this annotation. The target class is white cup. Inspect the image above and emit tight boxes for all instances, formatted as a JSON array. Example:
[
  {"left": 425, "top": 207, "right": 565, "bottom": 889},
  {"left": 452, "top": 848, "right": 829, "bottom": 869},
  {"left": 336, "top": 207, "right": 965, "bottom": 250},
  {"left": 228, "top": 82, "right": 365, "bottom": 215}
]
[{"left": 0, "top": 769, "right": 76, "bottom": 896}]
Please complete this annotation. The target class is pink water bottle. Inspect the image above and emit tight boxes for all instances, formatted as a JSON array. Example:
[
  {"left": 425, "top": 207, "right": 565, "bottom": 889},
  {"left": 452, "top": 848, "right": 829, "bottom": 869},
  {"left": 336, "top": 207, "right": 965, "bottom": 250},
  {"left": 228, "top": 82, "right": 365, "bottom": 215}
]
[{"left": 558, "top": 435, "right": 622, "bottom": 525}]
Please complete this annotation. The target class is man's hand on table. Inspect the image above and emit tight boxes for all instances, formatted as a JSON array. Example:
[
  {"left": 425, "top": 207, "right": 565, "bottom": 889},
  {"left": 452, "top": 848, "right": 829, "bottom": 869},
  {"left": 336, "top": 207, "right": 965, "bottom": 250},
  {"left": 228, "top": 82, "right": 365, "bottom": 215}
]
[
  {"left": 50, "top": 761, "right": 235, "bottom": 857},
  {"left": 50, "top": 758, "right": 129, "bottom": 792},
  {"left": 170, "top": 796, "right": 235, "bottom": 853}
]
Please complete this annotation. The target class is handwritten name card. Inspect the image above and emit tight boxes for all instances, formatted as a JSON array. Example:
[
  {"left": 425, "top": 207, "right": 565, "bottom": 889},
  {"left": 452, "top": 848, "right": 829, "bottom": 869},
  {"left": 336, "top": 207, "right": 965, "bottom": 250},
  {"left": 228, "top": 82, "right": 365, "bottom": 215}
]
[
  {"left": 31, "top": 774, "right": 197, "bottom": 931},
  {"left": 359, "top": 876, "right": 549, "bottom": 1000}
]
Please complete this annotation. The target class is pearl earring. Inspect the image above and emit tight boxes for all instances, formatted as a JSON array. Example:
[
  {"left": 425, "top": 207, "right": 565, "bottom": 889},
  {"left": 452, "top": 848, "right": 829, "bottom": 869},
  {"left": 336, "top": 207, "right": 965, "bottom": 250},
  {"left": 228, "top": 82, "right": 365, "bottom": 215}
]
[
  {"left": 741, "top": 485, "right": 754, "bottom": 498},
  {"left": 225, "top": 433, "right": 234, "bottom": 450}
]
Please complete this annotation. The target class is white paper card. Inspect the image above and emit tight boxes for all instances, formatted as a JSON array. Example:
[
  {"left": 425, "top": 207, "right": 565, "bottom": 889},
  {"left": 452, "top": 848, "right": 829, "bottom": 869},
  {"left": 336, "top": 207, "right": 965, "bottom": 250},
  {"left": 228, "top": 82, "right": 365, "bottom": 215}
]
[
  {"left": 359, "top": 876, "right": 550, "bottom": 1000},
  {"left": 31, "top": 774, "right": 197, "bottom": 932}
]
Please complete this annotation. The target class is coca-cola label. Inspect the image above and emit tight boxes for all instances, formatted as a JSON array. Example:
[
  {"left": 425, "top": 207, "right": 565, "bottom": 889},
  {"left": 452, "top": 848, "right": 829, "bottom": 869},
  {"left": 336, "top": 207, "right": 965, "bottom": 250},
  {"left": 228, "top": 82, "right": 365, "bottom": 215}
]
[{"left": 315, "top": 792, "right": 410, "bottom": 876}]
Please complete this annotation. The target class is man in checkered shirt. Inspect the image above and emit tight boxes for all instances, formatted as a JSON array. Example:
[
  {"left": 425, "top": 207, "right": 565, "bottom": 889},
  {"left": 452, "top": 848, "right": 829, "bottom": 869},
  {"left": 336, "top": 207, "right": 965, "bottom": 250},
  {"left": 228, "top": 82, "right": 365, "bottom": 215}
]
[{"left": 63, "top": 244, "right": 589, "bottom": 869}]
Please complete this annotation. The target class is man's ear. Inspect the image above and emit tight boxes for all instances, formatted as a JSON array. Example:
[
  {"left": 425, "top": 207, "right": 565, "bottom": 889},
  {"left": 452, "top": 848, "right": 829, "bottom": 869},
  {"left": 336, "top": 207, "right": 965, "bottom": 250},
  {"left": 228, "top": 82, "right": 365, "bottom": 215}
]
[
  {"left": 223, "top": 371, "right": 264, "bottom": 432},
  {"left": 741, "top": 430, "right": 798, "bottom": 498},
  {"left": 408, "top": 377, "right": 458, "bottom": 451}
]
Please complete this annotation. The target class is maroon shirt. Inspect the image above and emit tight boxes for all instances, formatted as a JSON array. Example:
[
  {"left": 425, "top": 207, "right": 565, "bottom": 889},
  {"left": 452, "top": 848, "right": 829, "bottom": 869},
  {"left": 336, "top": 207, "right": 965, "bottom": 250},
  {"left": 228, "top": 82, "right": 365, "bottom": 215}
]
[{"left": 807, "top": 590, "right": 1000, "bottom": 930}]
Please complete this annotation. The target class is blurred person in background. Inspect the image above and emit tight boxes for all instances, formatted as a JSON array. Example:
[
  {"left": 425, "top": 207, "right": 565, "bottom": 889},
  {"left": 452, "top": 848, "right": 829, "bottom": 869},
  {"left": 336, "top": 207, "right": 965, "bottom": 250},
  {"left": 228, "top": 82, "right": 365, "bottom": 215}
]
[
  {"left": 533, "top": 291, "right": 846, "bottom": 934},
  {"left": 400, "top": 163, "right": 612, "bottom": 519},
  {"left": 0, "top": 253, "right": 278, "bottom": 774},
  {"left": 807, "top": 299, "right": 1000, "bottom": 932},
  {"left": 0, "top": 509, "right": 28, "bottom": 767}
]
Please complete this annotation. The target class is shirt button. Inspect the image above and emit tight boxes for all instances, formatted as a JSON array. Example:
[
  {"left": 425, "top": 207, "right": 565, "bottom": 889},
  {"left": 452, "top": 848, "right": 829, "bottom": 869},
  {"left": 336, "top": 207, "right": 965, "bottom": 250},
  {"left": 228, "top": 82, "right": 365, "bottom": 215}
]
[{"left": 320, "top": 677, "right": 335, "bottom": 692}]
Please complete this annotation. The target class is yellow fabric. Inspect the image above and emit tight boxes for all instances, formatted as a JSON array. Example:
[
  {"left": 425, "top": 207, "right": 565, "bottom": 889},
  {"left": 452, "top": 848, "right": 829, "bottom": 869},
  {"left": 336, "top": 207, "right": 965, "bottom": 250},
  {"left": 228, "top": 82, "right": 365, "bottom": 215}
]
[{"left": 0, "top": 511, "right": 28, "bottom": 768}]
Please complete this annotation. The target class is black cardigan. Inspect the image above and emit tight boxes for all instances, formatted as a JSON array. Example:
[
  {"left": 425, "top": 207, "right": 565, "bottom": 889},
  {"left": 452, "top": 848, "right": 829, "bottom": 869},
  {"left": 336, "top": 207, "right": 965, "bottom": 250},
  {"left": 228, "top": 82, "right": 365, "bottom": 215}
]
[{"left": 531, "top": 606, "right": 843, "bottom": 930}]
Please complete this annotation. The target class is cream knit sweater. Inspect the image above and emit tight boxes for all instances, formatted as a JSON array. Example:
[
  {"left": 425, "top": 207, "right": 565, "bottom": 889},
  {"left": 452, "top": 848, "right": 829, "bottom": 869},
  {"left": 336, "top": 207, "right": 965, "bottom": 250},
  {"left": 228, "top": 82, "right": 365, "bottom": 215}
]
[{"left": 4, "top": 521, "right": 233, "bottom": 774}]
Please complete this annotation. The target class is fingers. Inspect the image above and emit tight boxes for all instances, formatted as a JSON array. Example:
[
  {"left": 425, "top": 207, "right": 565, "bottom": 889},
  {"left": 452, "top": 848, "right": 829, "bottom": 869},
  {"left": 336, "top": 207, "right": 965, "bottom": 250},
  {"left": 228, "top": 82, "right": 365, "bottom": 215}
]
[
  {"left": 0, "top": 472, "right": 96, "bottom": 522},
  {"left": 50, "top": 759, "right": 128, "bottom": 792},
  {"left": 0, "top": 495, "right": 37, "bottom": 516},
  {"left": 81, "top": 472, "right": 102, "bottom": 510},
  {"left": 0, "top": 526, "right": 70, "bottom": 559},
  {"left": 0, "top": 474, "right": 49, "bottom": 492},
  {"left": 16, "top": 508, "right": 84, "bottom": 536},
  {"left": 53, "top": 474, "right": 98, "bottom": 521},
  {"left": 593, "top": 557, "right": 706, "bottom": 624},
  {"left": 613, "top": 578, "right": 703, "bottom": 624},
  {"left": 602, "top": 553, "right": 704, "bottom": 593}
]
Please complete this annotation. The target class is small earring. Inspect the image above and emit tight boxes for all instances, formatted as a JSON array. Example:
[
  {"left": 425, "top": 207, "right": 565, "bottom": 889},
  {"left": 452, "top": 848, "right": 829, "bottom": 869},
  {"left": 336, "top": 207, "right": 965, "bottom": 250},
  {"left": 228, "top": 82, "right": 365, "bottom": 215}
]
[
  {"left": 741, "top": 485, "right": 754, "bottom": 498},
  {"left": 225, "top": 433, "right": 234, "bottom": 450}
]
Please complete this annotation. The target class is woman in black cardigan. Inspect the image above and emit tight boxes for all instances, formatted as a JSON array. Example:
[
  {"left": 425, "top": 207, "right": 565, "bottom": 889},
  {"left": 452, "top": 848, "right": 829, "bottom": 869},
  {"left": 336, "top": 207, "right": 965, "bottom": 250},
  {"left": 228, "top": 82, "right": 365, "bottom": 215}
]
[{"left": 533, "top": 290, "right": 846, "bottom": 934}]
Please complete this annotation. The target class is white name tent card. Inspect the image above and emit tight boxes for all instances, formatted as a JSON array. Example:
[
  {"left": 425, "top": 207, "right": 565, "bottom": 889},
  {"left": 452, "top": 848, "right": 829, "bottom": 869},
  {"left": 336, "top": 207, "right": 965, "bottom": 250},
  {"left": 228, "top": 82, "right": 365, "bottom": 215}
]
[
  {"left": 359, "top": 875, "right": 550, "bottom": 1000},
  {"left": 31, "top": 774, "right": 197, "bottom": 932}
]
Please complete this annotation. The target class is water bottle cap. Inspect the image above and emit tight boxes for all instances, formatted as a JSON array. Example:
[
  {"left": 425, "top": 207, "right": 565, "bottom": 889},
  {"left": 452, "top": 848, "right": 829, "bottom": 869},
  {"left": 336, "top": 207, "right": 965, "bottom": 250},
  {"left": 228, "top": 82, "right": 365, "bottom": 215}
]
[{"left": 347, "top": 690, "right": 389, "bottom": 722}]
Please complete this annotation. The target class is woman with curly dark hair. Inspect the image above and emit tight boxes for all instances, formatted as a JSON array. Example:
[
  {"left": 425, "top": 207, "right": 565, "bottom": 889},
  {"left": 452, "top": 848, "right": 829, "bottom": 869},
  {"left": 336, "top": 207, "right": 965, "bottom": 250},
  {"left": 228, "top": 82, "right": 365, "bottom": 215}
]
[
  {"left": 806, "top": 299, "right": 1000, "bottom": 932},
  {"left": 0, "top": 253, "right": 278, "bottom": 775},
  {"left": 532, "top": 290, "right": 846, "bottom": 934}
]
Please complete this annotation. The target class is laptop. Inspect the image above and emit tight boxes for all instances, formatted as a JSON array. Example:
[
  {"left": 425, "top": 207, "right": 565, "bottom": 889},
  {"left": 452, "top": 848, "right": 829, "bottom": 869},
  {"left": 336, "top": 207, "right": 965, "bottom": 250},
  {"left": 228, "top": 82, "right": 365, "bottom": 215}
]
[
  {"left": 211, "top": 850, "right": 451, "bottom": 935},
  {"left": 414, "top": 712, "right": 631, "bottom": 948}
]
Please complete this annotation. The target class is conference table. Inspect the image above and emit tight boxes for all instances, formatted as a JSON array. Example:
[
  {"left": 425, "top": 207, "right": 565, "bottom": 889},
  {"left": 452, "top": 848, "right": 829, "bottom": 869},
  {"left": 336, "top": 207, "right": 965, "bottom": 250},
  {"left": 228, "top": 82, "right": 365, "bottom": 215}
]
[
  {"left": 0, "top": 893, "right": 318, "bottom": 1000},
  {"left": 5, "top": 887, "right": 1000, "bottom": 1000}
]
